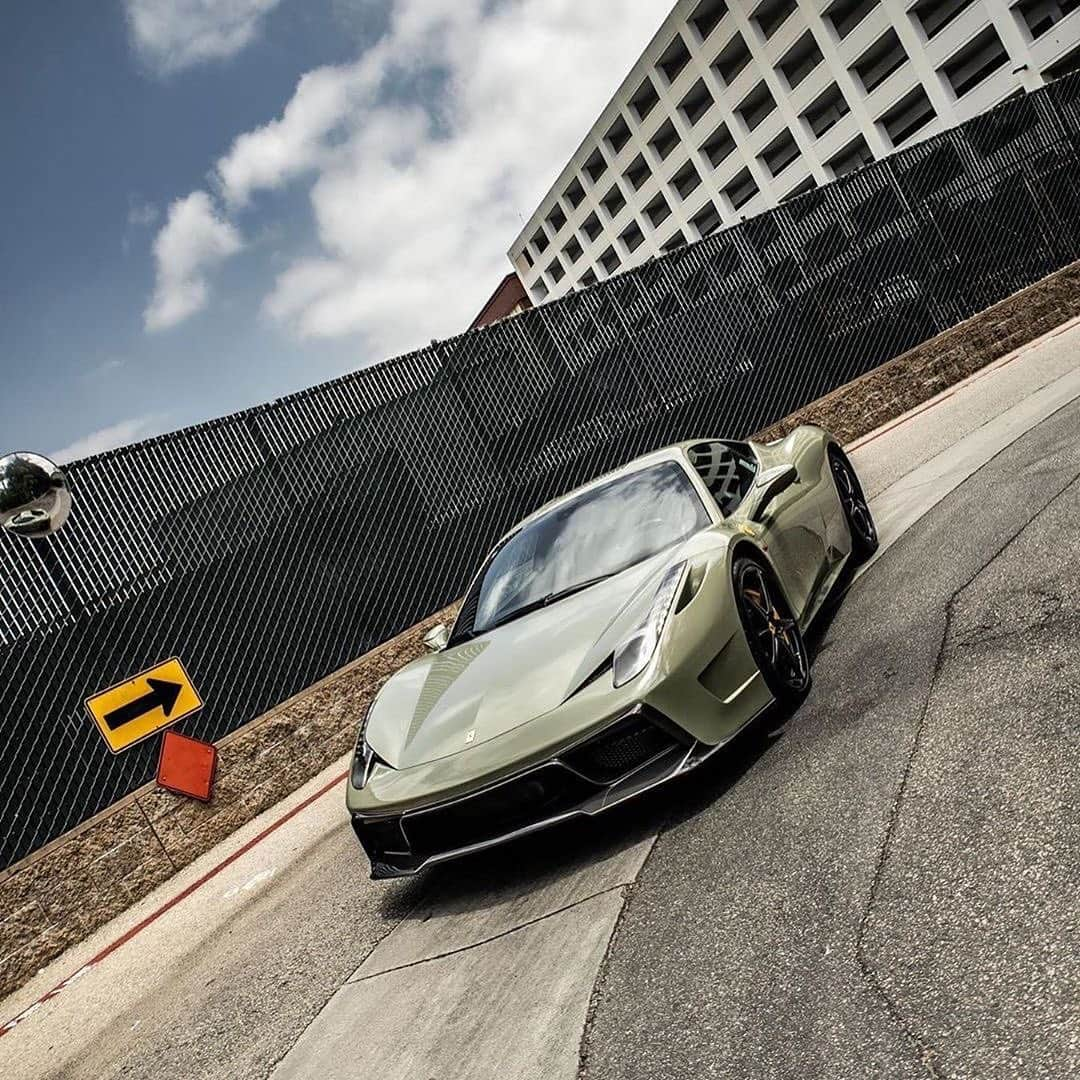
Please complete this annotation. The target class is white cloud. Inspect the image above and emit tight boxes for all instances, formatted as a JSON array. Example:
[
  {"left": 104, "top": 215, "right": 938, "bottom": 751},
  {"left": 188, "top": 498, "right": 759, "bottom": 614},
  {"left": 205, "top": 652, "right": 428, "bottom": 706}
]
[
  {"left": 127, "top": 200, "right": 159, "bottom": 228},
  {"left": 124, "top": 0, "right": 283, "bottom": 76},
  {"left": 145, "top": 191, "right": 243, "bottom": 332},
  {"left": 80, "top": 358, "right": 126, "bottom": 382},
  {"left": 217, "top": 60, "right": 382, "bottom": 207},
  {"left": 123, "top": 199, "right": 160, "bottom": 255},
  {"left": 212, "top": 0, "right": 665, "bottom": 356},
  {"left": 261, "top": 257, "right": 351, "bottom": 324},
  {"left": 52, "top": 417, "right": 160, "bottom": 464}
]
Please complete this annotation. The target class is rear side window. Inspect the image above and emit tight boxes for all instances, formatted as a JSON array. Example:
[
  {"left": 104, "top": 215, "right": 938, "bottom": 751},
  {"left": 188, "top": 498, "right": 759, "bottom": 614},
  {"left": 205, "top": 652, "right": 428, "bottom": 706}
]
[{"left": 688, "top": 441, "right": 758, "bottom": 515}]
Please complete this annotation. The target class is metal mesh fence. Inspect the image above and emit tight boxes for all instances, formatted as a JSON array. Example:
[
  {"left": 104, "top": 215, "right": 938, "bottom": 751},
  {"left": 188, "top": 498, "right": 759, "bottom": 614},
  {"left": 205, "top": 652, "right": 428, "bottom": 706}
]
[{"left": 4, "top": 75, "right": 1080, "bottom": 870}]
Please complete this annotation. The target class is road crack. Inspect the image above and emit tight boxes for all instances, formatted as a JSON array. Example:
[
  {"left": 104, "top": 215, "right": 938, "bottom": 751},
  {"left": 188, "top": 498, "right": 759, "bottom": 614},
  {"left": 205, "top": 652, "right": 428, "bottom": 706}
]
[
  {"left": 945, "top": 588, "right": 1064, "bottom": 652},
  {"left": 348, "top": 882, "right": 631, "bottom": 984},
  {"left": 576, "top": 829, "right": 665, "bottom": 1079},
  {"left": 260, "top": 879, "right": 425, "bottom": 1078},
  {"left": 855, "top": 467, "right": 1080, "bottom": 1080}
]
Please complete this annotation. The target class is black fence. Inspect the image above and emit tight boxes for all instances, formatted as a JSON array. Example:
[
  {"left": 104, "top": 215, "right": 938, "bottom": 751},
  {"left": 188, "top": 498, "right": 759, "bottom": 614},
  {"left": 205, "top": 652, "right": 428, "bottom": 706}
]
[{"left": 4, "top": 75, "right": 1080, "bottom": 870}]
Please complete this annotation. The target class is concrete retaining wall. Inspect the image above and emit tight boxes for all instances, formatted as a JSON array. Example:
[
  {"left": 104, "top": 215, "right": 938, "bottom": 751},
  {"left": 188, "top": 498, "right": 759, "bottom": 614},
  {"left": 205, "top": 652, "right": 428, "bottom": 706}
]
[
  {"left": 3, "top": 259, "right": 1078, "bottom": 1002},
  {"left": 0, "top": 605, "right": 455, "bottom": 1000}
]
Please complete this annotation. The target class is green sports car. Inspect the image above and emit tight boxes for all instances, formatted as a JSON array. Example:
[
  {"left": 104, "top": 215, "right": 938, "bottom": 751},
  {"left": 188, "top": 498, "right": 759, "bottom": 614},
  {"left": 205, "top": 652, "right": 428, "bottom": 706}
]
[{"left": 348, "top": 426, "right": 877, "bottom": 878}]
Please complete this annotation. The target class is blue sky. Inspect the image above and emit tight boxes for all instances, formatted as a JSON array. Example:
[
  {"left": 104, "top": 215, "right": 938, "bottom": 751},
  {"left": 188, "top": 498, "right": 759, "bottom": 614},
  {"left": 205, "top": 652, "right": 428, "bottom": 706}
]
[{"left": 1, "top": 1, "right": 664, "bottom": 462}]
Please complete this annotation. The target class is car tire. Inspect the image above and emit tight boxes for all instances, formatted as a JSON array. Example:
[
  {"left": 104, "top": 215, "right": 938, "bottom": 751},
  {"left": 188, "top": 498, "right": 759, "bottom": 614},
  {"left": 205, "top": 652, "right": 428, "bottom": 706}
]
[
  {"left": 829, "top": 446, "right": 878, "bottom": 563},
  {"left": 732, "top": 555, "right": 811, "bottom": 706}
]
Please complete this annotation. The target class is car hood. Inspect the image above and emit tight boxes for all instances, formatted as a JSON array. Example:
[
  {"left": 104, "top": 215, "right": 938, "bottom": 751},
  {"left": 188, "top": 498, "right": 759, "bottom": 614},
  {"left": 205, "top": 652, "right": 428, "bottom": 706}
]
[{"left": 365, "top": 548, "right": 685, "bottom": 769}]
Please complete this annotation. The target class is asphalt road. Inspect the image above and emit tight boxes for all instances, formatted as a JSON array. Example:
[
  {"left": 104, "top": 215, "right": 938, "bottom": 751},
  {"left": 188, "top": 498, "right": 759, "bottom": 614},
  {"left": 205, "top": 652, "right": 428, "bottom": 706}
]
[
  {"left": 2, "top": 323, "right": 1078, "bottom": 1080},
  {"left": 581, "top": 385, "right": 1080, "bottom": 1080}
]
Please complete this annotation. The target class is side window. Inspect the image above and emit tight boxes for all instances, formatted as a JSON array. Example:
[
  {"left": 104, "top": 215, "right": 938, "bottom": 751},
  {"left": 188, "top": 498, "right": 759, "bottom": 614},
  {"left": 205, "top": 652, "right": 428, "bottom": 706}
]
[{"left": 688, "top": 441, "right": 758, "bottom": 516}]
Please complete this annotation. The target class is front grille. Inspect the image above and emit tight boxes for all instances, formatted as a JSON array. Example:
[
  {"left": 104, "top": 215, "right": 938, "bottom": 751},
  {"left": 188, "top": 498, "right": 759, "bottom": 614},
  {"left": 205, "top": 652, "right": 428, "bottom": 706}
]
[
  {"left": 402, "top": 764, "right": 596, "bottom": 857},
  {"left": 357, "top": 710, "right": 683, "bottom": 870},
  {"left": 561, "top": 711, "right": 680, "bottom": 784}
]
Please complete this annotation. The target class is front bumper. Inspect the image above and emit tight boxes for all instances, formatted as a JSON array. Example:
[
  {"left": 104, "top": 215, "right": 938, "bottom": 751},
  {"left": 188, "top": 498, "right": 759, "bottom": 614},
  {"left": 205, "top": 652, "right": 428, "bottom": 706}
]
[{"left": 351, "top": 704, "right": 754, "bottom": 878}]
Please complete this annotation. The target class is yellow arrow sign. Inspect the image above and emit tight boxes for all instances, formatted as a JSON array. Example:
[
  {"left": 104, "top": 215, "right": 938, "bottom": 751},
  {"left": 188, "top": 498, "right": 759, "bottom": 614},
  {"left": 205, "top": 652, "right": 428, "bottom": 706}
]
[{"left": 85, "top": 658, "right": 203, "bottom": 754}]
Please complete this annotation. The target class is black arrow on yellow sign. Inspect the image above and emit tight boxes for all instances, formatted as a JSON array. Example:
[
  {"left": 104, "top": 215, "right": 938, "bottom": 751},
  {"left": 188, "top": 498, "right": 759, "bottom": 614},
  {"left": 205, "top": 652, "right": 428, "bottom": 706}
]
[{"left": 103, "top": 678, "right": 183, "bottom": 731}]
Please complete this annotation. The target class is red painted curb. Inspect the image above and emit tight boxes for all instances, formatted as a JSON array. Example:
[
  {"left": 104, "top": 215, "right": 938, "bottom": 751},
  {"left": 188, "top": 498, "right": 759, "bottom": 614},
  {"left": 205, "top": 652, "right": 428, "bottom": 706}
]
[{"left": 0, "top": 769, "right": 348, "bottom": 1037}]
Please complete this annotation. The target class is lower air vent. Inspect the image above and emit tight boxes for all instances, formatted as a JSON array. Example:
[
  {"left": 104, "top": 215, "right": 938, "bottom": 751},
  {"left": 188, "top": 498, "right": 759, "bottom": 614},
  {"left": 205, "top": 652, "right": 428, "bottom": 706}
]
[{"left": 562, "top": 710, "right": 680, "bottom": 785}]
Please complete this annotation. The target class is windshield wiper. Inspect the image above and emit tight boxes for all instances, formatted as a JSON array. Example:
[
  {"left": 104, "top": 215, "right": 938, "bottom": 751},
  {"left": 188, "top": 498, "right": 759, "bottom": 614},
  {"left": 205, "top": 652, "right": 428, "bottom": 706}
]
[{"left": 483, "top": 573, "right": 618, "bottom": 634}]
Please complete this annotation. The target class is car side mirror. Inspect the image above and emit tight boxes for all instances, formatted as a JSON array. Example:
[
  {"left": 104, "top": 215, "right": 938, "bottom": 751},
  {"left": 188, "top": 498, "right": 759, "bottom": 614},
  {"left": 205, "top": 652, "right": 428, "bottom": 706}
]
[
  {"left": 0, "top": 452, "right": 72, "bottom": 539},
  {"left": 749, "top": 464, "right": 798, "bottom": 523},
  {"left": 422, "top": 623, "right": 451, "bottom": 653}
]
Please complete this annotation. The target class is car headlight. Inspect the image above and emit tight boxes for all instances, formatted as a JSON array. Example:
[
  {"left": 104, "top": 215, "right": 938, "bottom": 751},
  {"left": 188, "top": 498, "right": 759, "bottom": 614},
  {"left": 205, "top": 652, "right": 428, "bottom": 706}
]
[
  {"left": 613, "top": 561, "right": 687, "bottom": 688},
  {"left": 350, "top": 708, "right": 378, "bottom": 790}
]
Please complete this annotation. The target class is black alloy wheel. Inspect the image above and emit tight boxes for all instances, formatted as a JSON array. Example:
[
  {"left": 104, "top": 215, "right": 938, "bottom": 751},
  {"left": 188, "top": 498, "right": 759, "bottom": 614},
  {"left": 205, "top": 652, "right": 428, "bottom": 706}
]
[
  {"left": 829, "top": 447, "right": 878, "bottom": 562},
  {"left": 733, "top": 556, "right": 811, "bottom": 705}
]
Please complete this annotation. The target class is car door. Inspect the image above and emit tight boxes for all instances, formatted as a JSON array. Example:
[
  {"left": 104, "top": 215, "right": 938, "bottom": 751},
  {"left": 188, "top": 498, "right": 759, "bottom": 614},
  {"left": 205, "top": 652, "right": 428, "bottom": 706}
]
[{"left": 751, "top": 439, "right": 831, "bottom": 621}]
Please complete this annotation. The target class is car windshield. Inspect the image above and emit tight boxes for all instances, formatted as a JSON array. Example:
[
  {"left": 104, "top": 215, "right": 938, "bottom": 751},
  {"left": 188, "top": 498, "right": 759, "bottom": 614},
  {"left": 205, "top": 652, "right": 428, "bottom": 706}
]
[{"left": 468, "top": 460, "right": 709, "bottom": 636}]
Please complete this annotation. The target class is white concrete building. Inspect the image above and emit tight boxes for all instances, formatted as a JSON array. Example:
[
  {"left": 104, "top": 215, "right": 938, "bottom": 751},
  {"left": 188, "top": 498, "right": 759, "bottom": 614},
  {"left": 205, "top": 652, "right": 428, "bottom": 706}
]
[{"left": 509, "top": 0, "right": 1080, "bottom": 304}]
